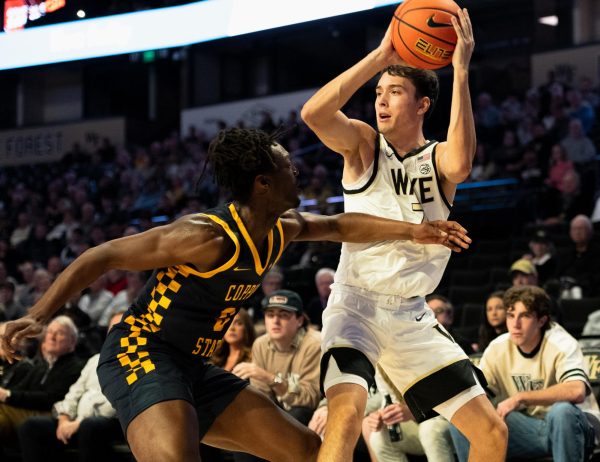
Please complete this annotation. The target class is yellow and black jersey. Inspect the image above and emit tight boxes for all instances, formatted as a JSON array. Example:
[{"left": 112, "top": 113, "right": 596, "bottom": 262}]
[{"left": 123, "top": 202, "right": 285, "bottom": 357}]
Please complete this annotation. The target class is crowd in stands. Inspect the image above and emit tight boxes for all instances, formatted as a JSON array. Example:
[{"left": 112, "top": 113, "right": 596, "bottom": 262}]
[{"left": 0, "top": 70, "right": 599, "bottom": 460}]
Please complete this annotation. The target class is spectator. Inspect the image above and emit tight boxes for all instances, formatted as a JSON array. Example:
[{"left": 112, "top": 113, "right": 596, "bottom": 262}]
[
  {"left": 305, "top": 267, "right": 335, "bottom": 329},
  {"left": 0, "top": 316, "right": 84, "bottom": 449},
  {"left": 0, "top": 281, "right": 26, "bottom": 321},
  {"left": 362, "top": 367, "right": 455, "bottom": 462},
  {"left": 233, "top": 289, "right": 320, "bottom": 434},
  {"left": 210, "top": 308, "right": 256, "bottom": 372},
  {"left": 17, "top": 223, "right": 57, "bottom": 270},
  {"left": 541, "top": 169, "right": 595, "bottom": 225},
  {"left": 560, "top": 119, "right": 596, "bottom": 168},
  {"left": 9, "top": 212, "right": 32, "bottom": 248},
  {"left": 509, "top": 258, "right": 538, "bottom": 287},
  {"left": 449, "top": 286, "right": 599, "bottom": 461},
  {"left": 98, "top": 271, "right": 148, "bottom": 327},
  {"left": 426, "top": 294, "right": 473, "bottom": 354},
  {"left": 545, "top": 144, "right": 574, "bottom": 192},
  {"left": 469, "top": 143, "right": 497, "bottom": 182},
  {"left": 14, "top": 261, "right": 35, "bottom": 307},
  {"left": 523, "top": 230, "right": 558, "bottom": 286},
  {"left": 566, "top": 89, "right": 596, "bottom": 134},
  {"left": 78, "top": 275, "right": 114, "bottom": 326},
  {"left": 46, "top": 256, "right": 64, "bottom": 280},
  {"left": 243, "top": 267, "right": 284, "bottom": 325},
  {"left": 557, "top": 215, "right": 600, "bottom": 297},
  {"left": 473, "top": 291, "right": 507, "bottom": 353},
  {"left": 17, "top": 312, "right": 125, "bottom": 462}
]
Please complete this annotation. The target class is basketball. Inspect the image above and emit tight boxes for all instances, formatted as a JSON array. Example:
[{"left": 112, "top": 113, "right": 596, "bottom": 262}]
[{"left": 391, "top": 0, "right": 460, "bottom": 70}]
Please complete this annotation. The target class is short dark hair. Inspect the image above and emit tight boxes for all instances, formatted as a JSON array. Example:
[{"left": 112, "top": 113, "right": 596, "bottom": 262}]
[
  {"left": 504, "top": 285, "right": 551, "bottom": 331},
  {"left": 426, "top": 293, "right": 452, "bottom": 308},
  {"left": 206, "top": 128, "right": 280, "bottom": 202},
  {"left": 382, "top": 65, "right": 439, "bottom": 116}
]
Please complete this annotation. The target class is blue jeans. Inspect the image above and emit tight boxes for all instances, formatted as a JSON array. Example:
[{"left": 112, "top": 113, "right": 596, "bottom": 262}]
[{"left": 449, "top": 402, "right": 595, "bottom": 462}]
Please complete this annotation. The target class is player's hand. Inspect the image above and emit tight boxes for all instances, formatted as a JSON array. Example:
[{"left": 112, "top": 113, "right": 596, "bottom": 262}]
[
  {"left": 308, "top": 406, "right": 328, "bottom": 436},
  {"left": 0, "top": 316, "right": 44, "bottom": 363},
  {"left": 364, "top": 411, "right": 384, "bottom": 431},
  {"left": 377, "top": 23, "right": 408, "bottom": 67},
  {"left": 412, "top": 221, "right": 471, "bottom": 252},
  {"left": 451, "top": 8, "right": 474, "bottom": 71}
]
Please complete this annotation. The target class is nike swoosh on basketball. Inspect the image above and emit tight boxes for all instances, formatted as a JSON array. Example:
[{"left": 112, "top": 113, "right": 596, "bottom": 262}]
[
  {"left": 415, "top": 313, "right": 426, "bottom": 322},
  {"left": 427, "top": 15, "right": 453, "bottom": 28},
  {"left": 233, "top": 267, "right": 250, "bottom": 272}
]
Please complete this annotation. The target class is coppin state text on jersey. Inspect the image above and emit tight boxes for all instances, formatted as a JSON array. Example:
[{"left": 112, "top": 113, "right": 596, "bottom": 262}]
[
  {"left": 122, "top": 202, "right": 285, "bottom": 357},
  {"left": 335, "top": 134, "right": 452, "bottom": 297}
]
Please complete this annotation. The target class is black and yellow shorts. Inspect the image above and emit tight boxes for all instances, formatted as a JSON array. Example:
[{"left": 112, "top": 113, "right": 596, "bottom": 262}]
[{"left": 97, "top": 324, "right": 248, "bottom": 437}]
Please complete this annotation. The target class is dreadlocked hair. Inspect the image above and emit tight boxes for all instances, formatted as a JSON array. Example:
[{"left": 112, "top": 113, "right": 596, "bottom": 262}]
[{"left": 206, "top": 127, "right": 279, "bottom": 202}]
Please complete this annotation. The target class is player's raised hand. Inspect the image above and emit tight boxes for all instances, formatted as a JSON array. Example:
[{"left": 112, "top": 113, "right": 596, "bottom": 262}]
[
  {"left": 377, "top": 23, "right": 409, "bottom": 67},
  {"left": 0, "top": 316, "right": 44, "bottom": 363},
  {"left": 412, "top": 221, "right": 471, "bottom": 252},
  {"left": 451, "top": 8, "right": 474, "bottom": 71}
]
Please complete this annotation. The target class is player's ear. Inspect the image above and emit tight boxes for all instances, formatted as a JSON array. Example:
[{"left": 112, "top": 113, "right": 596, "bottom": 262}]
[
  {"left": 255, "top": 175, "right": 270, "bottom": 192},
  {"left": 418, "top": 96, "right": 431, "bottom": 116}
]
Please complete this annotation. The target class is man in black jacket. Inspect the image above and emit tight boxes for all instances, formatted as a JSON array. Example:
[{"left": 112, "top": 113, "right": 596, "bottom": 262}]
[{"left": 0, "top": 315, "right": 84, "bottom": 446}]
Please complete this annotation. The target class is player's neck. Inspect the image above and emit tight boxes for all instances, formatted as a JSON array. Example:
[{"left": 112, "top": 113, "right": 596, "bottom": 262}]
[
  {"left": 233, "top": 201, "right": 278, "bottom": 245},
  {"left": 388, "top": 132, "right": 428, "bottom": 156}
]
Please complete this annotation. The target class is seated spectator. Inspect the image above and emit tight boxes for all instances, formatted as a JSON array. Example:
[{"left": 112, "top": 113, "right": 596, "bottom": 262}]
[
  {"left": 98, "top": 271, "right": 148, "bottom": 327},
  {"left": 0, "top": 281, "right": 25, "bottom": 321},
  {"left": 509, "top": 258, "right": 538, "bottom": 287},
  {"left": 232, "top": 290, "right": 321, "bottom": 462},
  {"left": 362, "top": 367, "right": 455, "bottom": 462},
  {"left": 469, "top": 143, "right": 497, "bottom": 183},
  {"left": 243, "top": 267, "right": 285, "bottom": 326},
  {"left": 0, "top": 316, "right": 84, "bottom": 451},
  {"left": 450, "top": 286, "right": 599, "bottom": 461},
  {"left": 210, "top": 308, "right": 256, "bottom": 372},
  {"left": 78, "top": 274, "right": 114, "bottom": 326},
  {"left": 541, "top": 169, "right": 595, "bottom": 225},
  {"left": 560, "top": 119, "right": 596, "bottom": 169},
  {"left": 305, "top": 267, "right": 335, "bottom": 329},
  {"left": 426, "top": 294, "right": 473, "bottom": 354},
  {"left": 17, "top": 312, "right": 125, "bottom": 462},
  {"left": 545, "top": 144, "right": 574, "bottom": 193},
  {"left": 557, "top": 215, "right": 600, "bottom": 297},
  {"left": 522, "top": 230, "right": 558, "bottom": 286},
  {"left": 20, "top": 268, "right": 53, "bottom": 308},
  {"left": 473, "top": 291, "right": 507, "bottom": 353}
]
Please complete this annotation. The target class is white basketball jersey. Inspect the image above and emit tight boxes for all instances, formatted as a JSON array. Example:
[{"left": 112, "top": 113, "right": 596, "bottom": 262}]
[{"left": 335, "top": 134, "right": 452, "bottom": 296}]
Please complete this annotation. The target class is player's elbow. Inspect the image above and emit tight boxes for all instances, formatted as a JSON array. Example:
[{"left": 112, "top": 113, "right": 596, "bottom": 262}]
[
  {"left": 446, "top": 163, "right": 472, "bottom": 184},
  {"left": 301, "top": 104, "right": 317, "bottom": 127}
]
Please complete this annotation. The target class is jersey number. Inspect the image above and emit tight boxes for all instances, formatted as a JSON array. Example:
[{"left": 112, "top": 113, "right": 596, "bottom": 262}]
[{"left": 213, "top": 307, "right": 236, "bottom": 332}]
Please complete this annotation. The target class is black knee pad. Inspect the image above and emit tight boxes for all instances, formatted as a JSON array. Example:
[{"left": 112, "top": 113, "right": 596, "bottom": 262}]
[{"left": 319, "top": 347, "right": 375, "bottom": 396}]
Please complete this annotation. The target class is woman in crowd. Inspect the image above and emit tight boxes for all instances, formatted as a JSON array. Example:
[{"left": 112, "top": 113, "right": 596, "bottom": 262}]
[
  {"left": 474, "top": 291, "right": 507, "bottom": 353},
  {"left": 210, "top": 308, "right": 256, "bottom": 372}
]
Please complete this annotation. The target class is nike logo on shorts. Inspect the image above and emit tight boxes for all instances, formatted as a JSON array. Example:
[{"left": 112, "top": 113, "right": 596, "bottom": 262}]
[
  {"left": 427, "top": 15, "right": 453, "bottom": 28},
  {"left": 415, "top": 313, "right": 426, "bottom": 322}
]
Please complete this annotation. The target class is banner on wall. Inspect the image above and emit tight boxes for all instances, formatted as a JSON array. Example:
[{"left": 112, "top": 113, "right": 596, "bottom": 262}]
[{"left": 0, "top": 117, "right": 125, "bottom": 167}]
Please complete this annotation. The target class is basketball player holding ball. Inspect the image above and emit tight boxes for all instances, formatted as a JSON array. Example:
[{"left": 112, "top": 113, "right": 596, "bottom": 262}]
[{"left": 302, "top": 4, "right": 508, "bottom": 462}]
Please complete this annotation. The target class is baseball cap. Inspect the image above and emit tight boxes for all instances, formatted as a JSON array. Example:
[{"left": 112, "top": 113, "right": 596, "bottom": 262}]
[
  {"left": 509, "top": 259, "right": 538, "bottom": 276},
  {"left": 530, "top": 229, "right": 550, "bottom": 245},
  {"left": 262, "top": 289, "right": 303, "bottom": 314}
]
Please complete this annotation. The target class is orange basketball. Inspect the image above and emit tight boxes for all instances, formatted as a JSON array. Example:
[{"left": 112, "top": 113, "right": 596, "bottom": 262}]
[{"left": 391, "top": 0, "right": 459, "bottom": 70}]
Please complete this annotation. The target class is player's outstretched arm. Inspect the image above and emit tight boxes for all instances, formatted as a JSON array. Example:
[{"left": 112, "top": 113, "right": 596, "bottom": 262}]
[
  {"left": 0, "top": 216, "right": 224, "bottom": 362},
  {"left": 282, "top": 210, "right": 471, "bottom": 252},
  {"left": 437, "top": 8, "right": 476, "bottom": 185}
]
